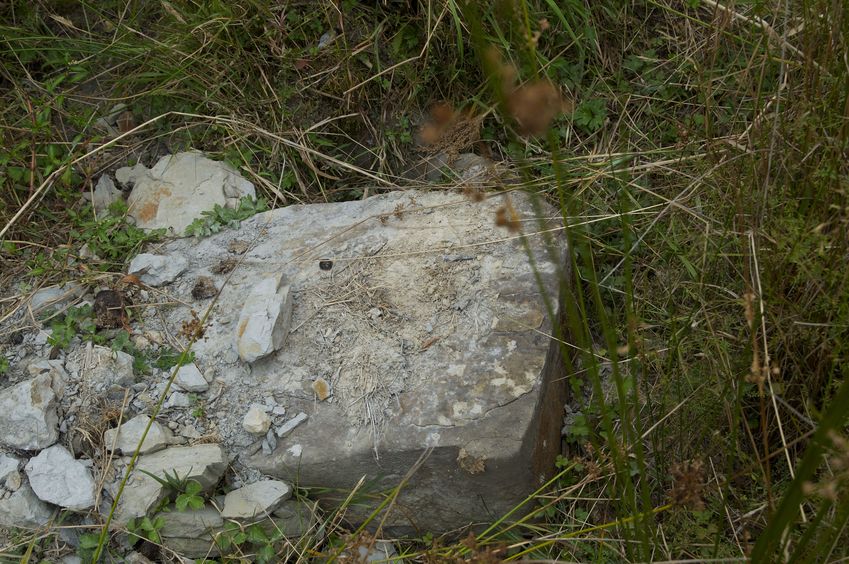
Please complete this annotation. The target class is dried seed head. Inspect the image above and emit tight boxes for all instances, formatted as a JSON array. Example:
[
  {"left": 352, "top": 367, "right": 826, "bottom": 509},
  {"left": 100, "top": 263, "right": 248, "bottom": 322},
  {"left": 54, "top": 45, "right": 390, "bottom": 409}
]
[
  {"left": 506, "top": 79, "right": 572, "bottom": 136},
  {"left": 670, "top": 459, "right": 706, "bottom": 510},
  {"left": 463, "top": 184, "right": 486, "bottom": 203},
  {"left": 494, "top": 199, "right": 521, "bottom": 233}
]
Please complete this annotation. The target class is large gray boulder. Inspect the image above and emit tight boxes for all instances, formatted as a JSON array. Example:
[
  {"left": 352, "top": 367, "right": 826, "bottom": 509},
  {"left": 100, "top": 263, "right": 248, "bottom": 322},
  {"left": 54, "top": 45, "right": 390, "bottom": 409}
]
[{"left": 142, "top": 189, "right": 568, "bottom": 534}]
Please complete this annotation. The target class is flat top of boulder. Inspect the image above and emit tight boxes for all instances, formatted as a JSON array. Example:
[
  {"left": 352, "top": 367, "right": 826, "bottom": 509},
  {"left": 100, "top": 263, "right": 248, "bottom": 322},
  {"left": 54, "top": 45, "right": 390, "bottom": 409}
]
[{"left": 149, "top": 190, "right": 563, "bottom": 456}]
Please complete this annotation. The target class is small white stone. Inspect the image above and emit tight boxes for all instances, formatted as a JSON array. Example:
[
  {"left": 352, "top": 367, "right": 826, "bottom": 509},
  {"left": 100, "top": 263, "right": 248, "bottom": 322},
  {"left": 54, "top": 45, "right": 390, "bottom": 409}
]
[
  {"left": 242, "top": 404, "right": 271, "bottom": 435},
  {"left": 275, "top": 412, "right": 307, "bottom": 438},
  {"left": 104, "top": 415, "right": 174, "bottom": 455},
  {"left": 221, "top": 480, "right": 292, "bottom": 519},
  {"left": 174, "top": 363, "right": 209, "bottom": 393},
  {"left": 128, "top": 253, "right": 188, "bottom": 286},
  {"left": 165, "top": 391, "right": 191, "bottom": 409},
  {"left": 235, "top": 273, "right": 293, "bottom": 363},
  {"left": 0, "top": 374, "right": 60, "bottom": 450}
]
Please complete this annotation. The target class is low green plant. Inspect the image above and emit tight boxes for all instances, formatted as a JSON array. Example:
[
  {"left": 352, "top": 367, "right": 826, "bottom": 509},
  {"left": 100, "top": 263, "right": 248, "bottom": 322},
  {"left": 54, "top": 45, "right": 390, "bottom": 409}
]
[
  {"left": 214, "top": 522, "right": 279, "bottom": 563},
  {"left": 184, "top": 196, "right": 268, "bottom": 238},
  {"left": 47, "top": 305, "right": 99, "bottom": 349},
  {"left": 572, "top": 98, "right": 607, "bottom": 133},
  {"left": 126, "top": 515, "right": 166, "bottom": 544},
  {"left": 0, "top": 356, "right": 8, "bottom": 376},
  {"left": 68, "top": 201, "right": 164, "bottom": 266},
  {"left": 77, "top": 532, "right": 102, "bottom": 561},
  {"left": 174, "top": 479, "right": 205, "bottom": 511},
  {"left": 153, "top": 347, "right": 195, "bottom": 371}
]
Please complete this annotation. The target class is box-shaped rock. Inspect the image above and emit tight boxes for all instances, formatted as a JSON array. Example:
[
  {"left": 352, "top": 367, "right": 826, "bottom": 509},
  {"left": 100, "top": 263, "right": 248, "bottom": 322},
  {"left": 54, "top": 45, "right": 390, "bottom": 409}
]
[
  {"left": 154, "top": 189, "right": 568, "bottom": 533},
  {"left": 255, "top": 191, "right": 567, "bottom": 532}
]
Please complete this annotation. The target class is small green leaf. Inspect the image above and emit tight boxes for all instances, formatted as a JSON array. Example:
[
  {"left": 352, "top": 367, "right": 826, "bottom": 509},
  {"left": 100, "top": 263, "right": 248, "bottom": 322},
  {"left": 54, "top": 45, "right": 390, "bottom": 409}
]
[
  {"left": 247, "top": 524, "right": 269, "bottom": 544},
  {"left": 79, "top": 533, "right": 101, "bottom": 549}
]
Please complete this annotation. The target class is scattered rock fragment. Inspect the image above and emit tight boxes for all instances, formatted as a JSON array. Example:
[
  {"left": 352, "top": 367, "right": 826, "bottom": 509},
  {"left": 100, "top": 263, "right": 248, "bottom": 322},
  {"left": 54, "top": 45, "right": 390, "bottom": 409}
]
[
  {"left": 66, "top": 344, "right": 135, "bottom": 390},
  {"left": 164, "top": 391, "right": 191, "bottom": 409},
  {"left": 275, "top": 412, "right": 308, "bottom": 438},
  {"left": 29, "top": 283, "right": 85, "bottom": 314},
  {"left": 128, "top": 253, "right": 188, "bottom": 286},
  {"left": 25, "top": 445, "right": 96, "bottom": 510},
  {"left": 174, "top": 363, "right": 209, "bottom": 392},
  {"left": 158, "top": 505, "right": 222, "bottom": 538},
  {"left": 354, "top": 540, "right": 400, "bottom": 563},
  {"left": 94, "top": 103, "right": 128, "bottom": 134},
  {"left": 158, "top": 506, "right": 224, "bottom": 558},
  {"left": 242, "top": 404, "right": 271, "bottom": 435},
  {"left": 104, "top": 415, "right": 175, "bottom": 455},
  {"left": 0, "top": 373, "right": 61, "bottom": 450},
  {"left": 119, "top": 151, "right": 256, "bottom": 234},
  {"left": 221, "top": 480, "right": 292, "bottom": 520},
  {"left": 236, "top": 273, "right": 293, "bottom": 363},
  {"left": 85, "top": 174, "right": 122, "bottom": 214}
]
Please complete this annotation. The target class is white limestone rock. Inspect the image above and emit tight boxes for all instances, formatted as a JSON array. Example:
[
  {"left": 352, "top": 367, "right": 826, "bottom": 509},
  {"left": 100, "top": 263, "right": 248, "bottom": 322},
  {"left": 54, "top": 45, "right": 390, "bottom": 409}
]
[
  {"left": 65, "top": 344, "right": 135, "bottom": 390},
  {"left": 84, "top": 174, "right": 122, "bottom": 214},
  {"left": 128, "top": 253, "right": 188, "bottom": 287},
  {"left": 120, "top": 151, "right": 256, "bottom": 235},
  {"left": 174, "top": 363, "right": 209, "bottom": 393},
  {"left": 0, "top": 484, "right": 53, "bottom": 528},
  {"left": 221, "top": 480, "right": 291, "bottom": 520},
  {"left": 0, "top": 454, "right": 20, "bottom": 485},
  {"left": 104, "top": 415, "right": 175, "bottom": 455},
  {"left": 25, "top": 445, "right": 96, "bottom": 511},
  {"left": 235, "top": 273, "right": 293, "bottom": 363},
  {"left": 0, "top": 373, "right": 61, "bottom": 450},
  {"left": 275, "top": 412, "right": 308, "bottom": 438},
  {"left": 112, "top": 444, "right": 227, "bottom": 524},
  {"left": 158, "top": 505, "right": 222, "bottom": 538},
  {"left": 29, "top": 283, "right": 85, "bottom": 313},
  {"left": 164, "top": 391, "right": 191, "bottom": 409},
  {"left": 242, "top": 404, "right": 271, "bottom": 435}
]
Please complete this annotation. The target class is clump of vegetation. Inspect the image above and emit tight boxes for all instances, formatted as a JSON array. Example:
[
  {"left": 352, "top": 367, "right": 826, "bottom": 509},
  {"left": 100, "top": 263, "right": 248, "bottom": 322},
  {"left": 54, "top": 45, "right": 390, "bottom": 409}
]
[
  {"left": 184, "top": 196, "right": 268, "bottom": 238},
  {"left": 47, "top": 305, "right": 99, "bottom": 349}
]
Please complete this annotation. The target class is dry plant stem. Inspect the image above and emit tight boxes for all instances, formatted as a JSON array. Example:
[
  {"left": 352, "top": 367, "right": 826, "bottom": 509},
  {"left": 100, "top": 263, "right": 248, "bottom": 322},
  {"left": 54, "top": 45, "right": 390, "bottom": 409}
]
[
  {"left": 749, "top": 231, "right": 805, "bottom": 522},
  {"left": 93, "top": 389, "right": 130, "bottom": 510},
  {"left": 0, "top": 110, "right": 390, "bottom": 243},
  {"left": 343, "top": 2, "right": 449, "bottom": 95},
  {"left": 700, "top": 0, "right": 823, "bottom": 74},
  {"left": 506, "top": 504, "right": 675, "bottom": 561},
  {"left": 710, "top": 457, "right": 744, "bottom": 554}
]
